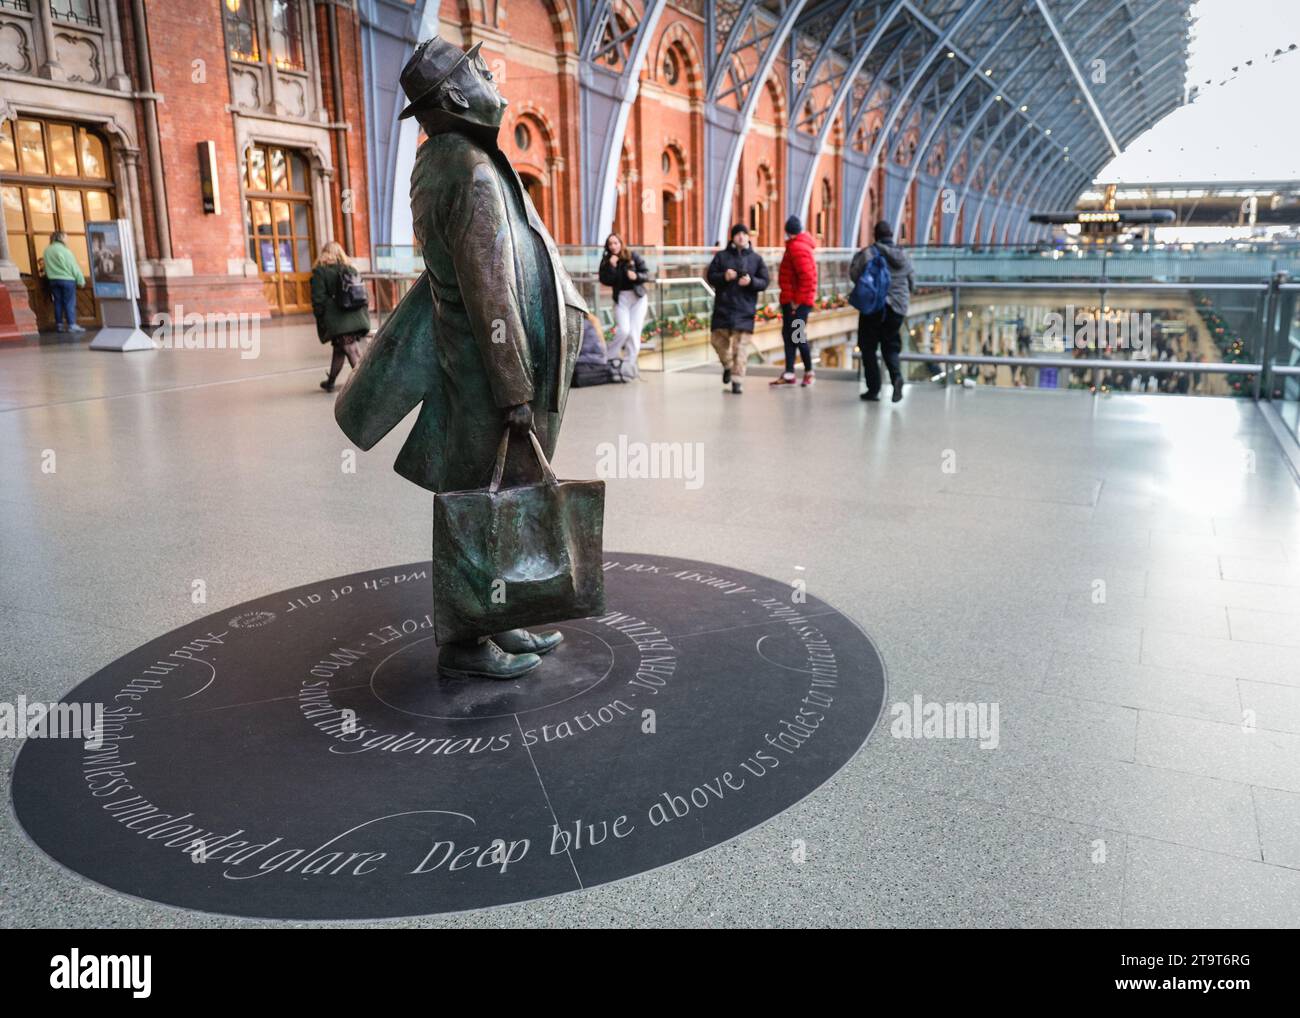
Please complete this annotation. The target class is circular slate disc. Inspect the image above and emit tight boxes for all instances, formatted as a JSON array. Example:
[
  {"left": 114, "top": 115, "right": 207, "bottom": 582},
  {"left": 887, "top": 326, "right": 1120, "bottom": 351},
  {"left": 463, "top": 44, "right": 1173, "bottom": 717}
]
[{"left": 12, "top": 553, "right": 886, "bottom": 919}]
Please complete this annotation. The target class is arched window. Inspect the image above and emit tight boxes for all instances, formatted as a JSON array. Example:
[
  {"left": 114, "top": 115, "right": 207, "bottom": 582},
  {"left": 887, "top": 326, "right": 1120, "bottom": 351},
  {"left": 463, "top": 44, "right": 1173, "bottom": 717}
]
[
  {"left": 515, "top": 122, "right": 532, "bottom": 151},
  {"left": 662, "top": 191, "right": 679, "bottom": 246},
  {"left": 244, "top": 143, "right": 315, "bottom": 314},
  {"left": 1, "top": 116, "right": 116, "bottom": 331},
  {"left": 815, "top": 178, "right": 834, "bottom": 245},
  {"left": 520, "top": 173, "right": 545, "bottom": 215},
  {"left": 662, "top": 49, "right": 679, "bottom": 85},
  {"left": 599, "top": 15, "right": 633, "bottom": 68},
  {"left": 753, "top": 164, "right": 777, "bottom": 244}
]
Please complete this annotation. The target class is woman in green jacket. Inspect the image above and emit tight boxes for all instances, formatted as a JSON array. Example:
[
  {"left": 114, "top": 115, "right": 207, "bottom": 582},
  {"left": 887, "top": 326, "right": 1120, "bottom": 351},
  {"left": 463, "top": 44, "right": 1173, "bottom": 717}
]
[{"left": 311, "top": 241, "right": 371, "bottom": 392}]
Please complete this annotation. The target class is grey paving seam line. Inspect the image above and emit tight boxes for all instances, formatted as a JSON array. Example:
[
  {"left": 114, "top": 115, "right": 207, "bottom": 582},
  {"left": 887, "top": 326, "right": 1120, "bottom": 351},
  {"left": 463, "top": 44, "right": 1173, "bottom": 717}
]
[{"left": 0, "top": 364, "right": 327, "bottom": 414}]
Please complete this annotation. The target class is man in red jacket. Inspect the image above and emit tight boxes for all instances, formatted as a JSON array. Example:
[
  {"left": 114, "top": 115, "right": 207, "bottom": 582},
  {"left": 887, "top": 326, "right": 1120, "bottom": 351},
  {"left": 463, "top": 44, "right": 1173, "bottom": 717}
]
[{"left": 772, "top": 215, "right": 819, "bottom": 387}]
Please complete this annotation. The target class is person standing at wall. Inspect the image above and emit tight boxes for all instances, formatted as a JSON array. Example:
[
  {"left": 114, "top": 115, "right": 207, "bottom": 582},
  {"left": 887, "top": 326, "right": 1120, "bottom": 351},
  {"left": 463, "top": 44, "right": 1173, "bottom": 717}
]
[
  {"left": 850, "top": 220, "right": 914, "bottom": 402},
  {"left": 707, "top": 224, "right": 769, "bottom": 395},
  {"left": 312, "top": 241, "right": 371, "bottom": 392},
  {"left": 772, "top": 216, "right": 818, "bottom": 388},
  {"left": 1014, "top": 322, "right": 1034, "bottom": 387},
  {"left": 43, "top": 231, "right": 85, "bottom": 334},
  {"left": 600, "top": 233, "right": 650, "bottom": 378}
]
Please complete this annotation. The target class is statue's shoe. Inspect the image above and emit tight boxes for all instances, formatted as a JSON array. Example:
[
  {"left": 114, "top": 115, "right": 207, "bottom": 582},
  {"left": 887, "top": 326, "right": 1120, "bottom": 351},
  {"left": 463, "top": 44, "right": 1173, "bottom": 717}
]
[
  {"left": 438, "top": 639, "right": 540, "bottom": 680},
  {"left": 493, "top": 628, "right": 564, "bottom": 656}
]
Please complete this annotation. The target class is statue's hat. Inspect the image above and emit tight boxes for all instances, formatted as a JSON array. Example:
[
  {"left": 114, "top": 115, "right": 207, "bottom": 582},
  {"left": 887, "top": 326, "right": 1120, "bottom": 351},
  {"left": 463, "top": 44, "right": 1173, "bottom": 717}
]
[{"left": 398, "top": 36, "right": 481, "bottom": 120}]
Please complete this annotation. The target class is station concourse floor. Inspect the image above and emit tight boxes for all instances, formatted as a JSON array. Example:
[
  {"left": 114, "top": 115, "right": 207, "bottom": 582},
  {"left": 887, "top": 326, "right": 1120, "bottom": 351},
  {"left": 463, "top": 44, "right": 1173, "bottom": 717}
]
[{"left": 2, "top": 322, "right": 1300, "bottom": 929}]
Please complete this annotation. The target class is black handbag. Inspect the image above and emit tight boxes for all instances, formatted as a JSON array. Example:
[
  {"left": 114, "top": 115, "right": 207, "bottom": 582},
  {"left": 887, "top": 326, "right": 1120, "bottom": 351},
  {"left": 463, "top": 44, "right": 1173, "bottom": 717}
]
[{"left": 431, "top": 428, "right": 605, "bottom": 645}]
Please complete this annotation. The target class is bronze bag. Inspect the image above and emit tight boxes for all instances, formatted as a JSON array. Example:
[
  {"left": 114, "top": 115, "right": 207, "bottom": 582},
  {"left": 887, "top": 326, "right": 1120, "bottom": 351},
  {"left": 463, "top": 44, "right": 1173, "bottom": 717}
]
[{"left": 432, "top": 429, "right": 605, "bottom": 645}]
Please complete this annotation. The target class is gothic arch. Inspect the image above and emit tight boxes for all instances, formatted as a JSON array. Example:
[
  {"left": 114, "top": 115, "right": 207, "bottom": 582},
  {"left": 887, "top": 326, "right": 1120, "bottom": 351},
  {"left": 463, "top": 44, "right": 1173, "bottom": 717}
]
[
  {"left": 545, "top": 0, "right": 578, "bottom": 53},
  {"left": 761, "top": 75, "right": 787, "bottom": 129},
  {"left": 510, "top": 102, "right": 560, "bottom": 164},
  {"left": 652, "top": 20, "right": 704, "bottom": 100}
]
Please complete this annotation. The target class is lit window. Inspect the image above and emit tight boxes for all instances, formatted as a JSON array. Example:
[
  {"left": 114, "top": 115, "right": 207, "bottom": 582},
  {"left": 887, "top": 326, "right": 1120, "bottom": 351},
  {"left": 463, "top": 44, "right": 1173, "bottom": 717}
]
[
  {"left": 224, "top": 0, "right": 259, "bottom": 63},
  {"left": 79, "top": 128, "right": 107, "bottom": 179},
  {"left": 270, "top": 0, "right": 305, "bottom": 72},
  {"left": 0, "top": 121, "right": 15, "bottom": 174}
]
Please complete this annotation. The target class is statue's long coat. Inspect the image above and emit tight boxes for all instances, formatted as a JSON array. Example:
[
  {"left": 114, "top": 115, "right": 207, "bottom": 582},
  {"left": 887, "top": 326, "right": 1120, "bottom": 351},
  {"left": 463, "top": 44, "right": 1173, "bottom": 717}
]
[{"left": 335, "top": 129, "right": 586, "bottom": 492}]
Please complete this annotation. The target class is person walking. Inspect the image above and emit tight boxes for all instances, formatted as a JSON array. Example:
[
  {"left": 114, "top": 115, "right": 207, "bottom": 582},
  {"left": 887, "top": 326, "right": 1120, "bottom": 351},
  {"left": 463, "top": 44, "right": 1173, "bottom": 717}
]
[
  {"left": 980, "top": 338, "right": 998, "bottom": 387},
  {"left": 1013, "top": 322, "right": 1034, "bottom": 387},
  {"left": 771, "top": 216, "right": 817, "bottom": 387},
  {"left": 43, "top": 231, "right": 85, "bottom": 334},
  {"left": 311, "top": 241, "right": 371, "bottom": 392},
  {"left": 850, "top": 220, "right": 914, "bottom": 402},
  {"left": 706, "top": 224, "right": 769, "bottom": 394},
  {"left": 599, "top": 233, "right": 650, "bottom": 378}
]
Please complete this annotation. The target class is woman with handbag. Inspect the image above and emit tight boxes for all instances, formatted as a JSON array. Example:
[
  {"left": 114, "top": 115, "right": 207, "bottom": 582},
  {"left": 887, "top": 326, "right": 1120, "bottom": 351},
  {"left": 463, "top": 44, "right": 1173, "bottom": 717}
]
[
  {"left": 311, "top": 241, "right": 371, "bottom": 392},
  {"left": 598, "top": 233, "right": 650, "bottom": 378}
]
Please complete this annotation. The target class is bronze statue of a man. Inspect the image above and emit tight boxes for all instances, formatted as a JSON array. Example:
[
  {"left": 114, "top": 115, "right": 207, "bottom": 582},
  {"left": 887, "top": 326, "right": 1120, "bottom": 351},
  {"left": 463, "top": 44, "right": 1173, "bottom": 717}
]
[{"left": 335, "top": 35, "right": 590, "bottom": 681}]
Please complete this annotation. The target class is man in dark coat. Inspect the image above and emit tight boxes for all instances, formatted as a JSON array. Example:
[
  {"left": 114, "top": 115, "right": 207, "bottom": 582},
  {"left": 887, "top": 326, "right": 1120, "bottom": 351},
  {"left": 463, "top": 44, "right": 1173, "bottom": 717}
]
[
  {"left": 334, "top": 35, "right": 589, "bottom": 680},
  {"left": 706, "top": 224, "right": 769, "bottom": 394}
]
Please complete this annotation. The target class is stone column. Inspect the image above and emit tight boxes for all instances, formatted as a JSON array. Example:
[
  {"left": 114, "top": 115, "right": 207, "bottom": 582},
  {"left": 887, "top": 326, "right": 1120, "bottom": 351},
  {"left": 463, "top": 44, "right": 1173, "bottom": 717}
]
[
  {"left": 259, "top": 0, "right": 283, "bottom": 115},
  {"left": 119, "top": 148, "right": 148, "bottom": 261},
  {"left": 36, "top": 0, "right": 64, "bottom": 80},
  {"left": 548, "top": 156, "right": 563, "bottom": 239},
  {"left": 306, "top": 0, "right": 327, "bottom": 120},
  {"left": 102, "top": 0, "right": 132, "bottom": 90},
  {"left": 0, "top": 212, "right": 17, "bottom": 279}
]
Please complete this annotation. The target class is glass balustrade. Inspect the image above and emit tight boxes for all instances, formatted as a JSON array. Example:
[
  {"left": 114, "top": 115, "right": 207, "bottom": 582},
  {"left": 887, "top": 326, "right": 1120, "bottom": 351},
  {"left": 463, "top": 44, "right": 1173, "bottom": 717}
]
[{"left": 360, "top": 242, "right": 1299, "bottom": 409}]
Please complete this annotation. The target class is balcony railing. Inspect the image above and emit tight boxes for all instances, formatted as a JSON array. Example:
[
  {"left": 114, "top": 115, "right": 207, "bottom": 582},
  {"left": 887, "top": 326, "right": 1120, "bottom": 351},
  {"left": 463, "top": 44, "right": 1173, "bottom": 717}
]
[{"left": 362, "top": 243, "right": 1300, "bottom": 425}]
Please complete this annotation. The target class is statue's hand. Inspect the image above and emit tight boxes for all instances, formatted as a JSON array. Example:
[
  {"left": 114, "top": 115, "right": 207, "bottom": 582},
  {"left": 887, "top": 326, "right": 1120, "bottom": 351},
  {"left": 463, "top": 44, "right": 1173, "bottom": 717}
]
[{"left": 505, "top": 403, "right": 533, "bottom": 433}]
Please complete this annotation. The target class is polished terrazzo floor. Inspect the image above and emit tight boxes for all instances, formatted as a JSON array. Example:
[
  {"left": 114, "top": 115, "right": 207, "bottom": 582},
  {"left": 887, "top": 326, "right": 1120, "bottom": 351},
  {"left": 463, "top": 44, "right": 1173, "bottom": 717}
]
[{"left": 2, "top": 323, "right": 1299, "bottom": 928}]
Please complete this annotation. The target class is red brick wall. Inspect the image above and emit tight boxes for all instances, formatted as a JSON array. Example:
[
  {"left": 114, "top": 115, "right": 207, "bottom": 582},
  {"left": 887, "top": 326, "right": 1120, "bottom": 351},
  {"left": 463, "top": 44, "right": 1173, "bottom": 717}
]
[
  {"left": 627, "top": 16, "right": 705, "bottom": 247},
  {"left": 143, "top": 0, "right": 248, "bottom": 281},
  {"left": 427, "top": 3, "right": 991, "bottom": 252},
  {"left": 454, "top": 0, "right": 581, "bottom": 243},
  {"left": 736, "top": 77, "right": 785, "bottom": 248},
  {"left": 317, "top": 3, "right": 372, "bottom": 262}
]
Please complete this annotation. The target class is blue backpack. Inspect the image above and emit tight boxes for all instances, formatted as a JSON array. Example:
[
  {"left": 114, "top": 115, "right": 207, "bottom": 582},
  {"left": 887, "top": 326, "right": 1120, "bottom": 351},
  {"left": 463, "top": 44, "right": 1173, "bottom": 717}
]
[{"left": 849, "top": 247, "right": 891, "bottom": 315}]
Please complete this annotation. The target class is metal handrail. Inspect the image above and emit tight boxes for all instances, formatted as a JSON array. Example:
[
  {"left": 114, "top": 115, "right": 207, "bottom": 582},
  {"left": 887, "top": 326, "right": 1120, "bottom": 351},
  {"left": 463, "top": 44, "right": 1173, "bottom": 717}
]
[
  {"left": 897, "top": 352, "right": 1259, "bottom": 374},
  {"left": 572, "top": 274, "right": 715, "bottom": 297},
  {"left": 922, "top": 281, "right": 1271, "bottom": 291}
]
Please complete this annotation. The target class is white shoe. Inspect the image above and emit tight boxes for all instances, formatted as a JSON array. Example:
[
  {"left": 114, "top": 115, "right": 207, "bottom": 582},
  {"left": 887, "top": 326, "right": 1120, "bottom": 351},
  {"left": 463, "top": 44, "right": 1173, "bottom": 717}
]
[{"left": 67, "top": 324, "right": 86, "bottom": 333}]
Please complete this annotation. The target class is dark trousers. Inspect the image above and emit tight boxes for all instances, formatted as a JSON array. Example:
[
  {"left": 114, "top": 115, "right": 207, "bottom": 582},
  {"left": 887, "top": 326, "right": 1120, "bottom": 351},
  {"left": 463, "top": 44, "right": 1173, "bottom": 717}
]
[
  {"left": 49, "top": 279, "right": 77, "bottom": 329},
  {"left": 326, "top": 335, "right": 363, "bottom": 384},
  {"left": 857, "top": 307, "right": 904, "bottom": 395},
  {"left": 781, "top": 303, "right": 813, "bottom": 374}
]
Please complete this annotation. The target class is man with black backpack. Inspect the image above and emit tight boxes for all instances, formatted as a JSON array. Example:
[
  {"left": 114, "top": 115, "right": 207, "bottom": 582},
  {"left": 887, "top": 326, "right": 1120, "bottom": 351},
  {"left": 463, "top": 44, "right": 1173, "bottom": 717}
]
[{"left": 850, "top": 220, "right": 914, "bottom": 403}]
